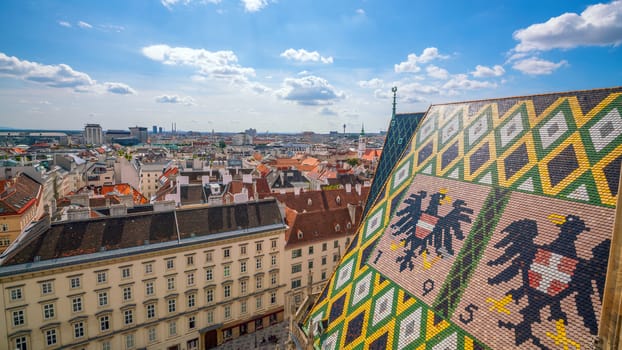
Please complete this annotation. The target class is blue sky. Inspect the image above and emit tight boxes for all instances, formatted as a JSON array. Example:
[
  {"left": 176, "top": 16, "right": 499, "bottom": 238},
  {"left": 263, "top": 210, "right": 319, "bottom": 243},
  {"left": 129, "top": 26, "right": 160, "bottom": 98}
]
[{"left": 0, "top": 0, "right": 621, "bottom": 133}]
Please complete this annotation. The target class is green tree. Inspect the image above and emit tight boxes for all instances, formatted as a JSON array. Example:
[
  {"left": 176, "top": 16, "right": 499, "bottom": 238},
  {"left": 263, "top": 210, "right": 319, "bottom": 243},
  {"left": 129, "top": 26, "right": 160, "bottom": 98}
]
[{"left": 346, "top": 158, "right": 360, "bottom": 167}]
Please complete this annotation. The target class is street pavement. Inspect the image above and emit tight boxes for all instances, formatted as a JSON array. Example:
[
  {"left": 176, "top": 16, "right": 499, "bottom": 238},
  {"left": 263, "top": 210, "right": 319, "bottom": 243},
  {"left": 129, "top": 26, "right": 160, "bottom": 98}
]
[{"left": 212, "top": 321, "right": 291, "bottom": 350}]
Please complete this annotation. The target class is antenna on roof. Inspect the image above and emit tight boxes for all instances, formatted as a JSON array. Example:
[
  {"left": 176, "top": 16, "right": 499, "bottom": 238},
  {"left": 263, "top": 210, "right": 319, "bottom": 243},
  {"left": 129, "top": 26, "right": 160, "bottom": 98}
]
[{"left": 391, "top": 86, "right": 398, "bottom": 117}]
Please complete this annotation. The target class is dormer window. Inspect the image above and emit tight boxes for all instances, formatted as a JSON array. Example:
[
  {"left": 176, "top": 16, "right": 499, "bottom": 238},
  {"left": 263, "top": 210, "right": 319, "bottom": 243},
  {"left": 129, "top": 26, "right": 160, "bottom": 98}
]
[
  {"left": 297, "top": 230, "right": 303, "bottom": 239},
  {"left": 335, "top": 224, "right": 340, "bottom": 232},
  {"left": 336, "top": 196, "right": 341, "bottom": 205},
  {"left": 347, "top": 222, "right": 352, "bottom": 229},
  {"left": 307, "top": 198, "right": 312, "bottom": 206}
]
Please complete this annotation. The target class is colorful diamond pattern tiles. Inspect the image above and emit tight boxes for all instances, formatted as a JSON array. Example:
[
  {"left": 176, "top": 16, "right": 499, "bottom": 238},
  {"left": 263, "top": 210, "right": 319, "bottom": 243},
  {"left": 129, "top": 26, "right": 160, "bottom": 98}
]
[
  {"left": 363, "top": 112, "right": 425, "bottom": 220},
  {"left": 306, "top": 88, "right": 622, "bottom": 350}
]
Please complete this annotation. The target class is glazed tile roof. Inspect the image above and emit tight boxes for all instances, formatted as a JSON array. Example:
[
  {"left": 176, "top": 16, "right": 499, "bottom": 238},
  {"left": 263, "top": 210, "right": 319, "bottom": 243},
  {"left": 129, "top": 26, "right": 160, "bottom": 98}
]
[
  {"left": 362, "top": 112, "right": 425, "bottom": 218},
  {"left": 306, "top": 87, "right": 622, "bottom": 349}
]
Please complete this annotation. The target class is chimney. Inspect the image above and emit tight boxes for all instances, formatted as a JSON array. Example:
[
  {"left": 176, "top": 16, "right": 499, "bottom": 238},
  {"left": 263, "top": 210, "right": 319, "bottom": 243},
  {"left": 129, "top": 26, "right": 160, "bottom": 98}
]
[
  {"left": 153, "top": 200, "right": 176, "bottom": 212},
  {"left": 242, "top": 174, "right": 252, "bottom": 184},
  {"left": 118, "top": 194, "right": 135, "bottom": 208},
  {"left": 201, "top": 175, "right": 210, "bottom": 187},
  {"left": 110, "top": 204, "right": 127, "bottom": 217},
  {"left": 67, "top": 207, "right": 90, "bottom": 221},
  {"left": 223, "top": 174, "right": 232, "bottom": 185},
  {"left": 69, "top": 193, "right": 90, "bottom": 207},
  {"left": 355, "top": 183, "right": 362, "bottom": 196},
  {"left": 294, "top": 187, "right": 301, "bottom": 196},
  {"left": 345, "top": 183, "right": 351, "bottom": 193},
  {"left": 178, "top": 175, "right": 189, "bottom": 185},
  {"left": 233, "top": 192, "right": 248, "bottom": 203},
  {"left": 347, "top": 203, "right": 357, "bottom": 226}
]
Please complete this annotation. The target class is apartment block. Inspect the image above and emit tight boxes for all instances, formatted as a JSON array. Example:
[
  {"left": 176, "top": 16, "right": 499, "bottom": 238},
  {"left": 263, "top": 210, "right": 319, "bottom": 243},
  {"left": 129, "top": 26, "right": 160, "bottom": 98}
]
[
  {"left": 0, "top": 173, "right": 42, "bottom": 253},
  {"left": 0, "top": 199, "right": 286, "bottom": 350},
  {"left": 275, "top": 186, "right": 368, "bottom": 316}
]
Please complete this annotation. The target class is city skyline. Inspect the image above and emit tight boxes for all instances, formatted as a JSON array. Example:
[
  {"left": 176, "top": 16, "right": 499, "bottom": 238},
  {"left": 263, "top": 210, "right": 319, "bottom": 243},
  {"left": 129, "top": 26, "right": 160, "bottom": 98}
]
[{"left": 1, "top": 0, "right": 621, "bottom": 133}]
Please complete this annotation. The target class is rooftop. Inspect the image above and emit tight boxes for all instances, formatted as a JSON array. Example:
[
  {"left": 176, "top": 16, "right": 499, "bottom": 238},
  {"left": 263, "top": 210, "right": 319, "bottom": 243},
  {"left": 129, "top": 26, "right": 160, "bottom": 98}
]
[
  {"left": 305, "top": 87, "right": 622, "bottom": 349},
  {"left": 1, "top": 199, "right": 284, "bottom": 268}
]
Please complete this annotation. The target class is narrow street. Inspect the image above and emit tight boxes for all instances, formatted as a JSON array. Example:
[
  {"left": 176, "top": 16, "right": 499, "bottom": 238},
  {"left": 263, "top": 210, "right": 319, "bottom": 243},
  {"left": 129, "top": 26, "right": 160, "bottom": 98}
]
[{"left": 213, "top": 321, "right": 291, "bottom": 350}]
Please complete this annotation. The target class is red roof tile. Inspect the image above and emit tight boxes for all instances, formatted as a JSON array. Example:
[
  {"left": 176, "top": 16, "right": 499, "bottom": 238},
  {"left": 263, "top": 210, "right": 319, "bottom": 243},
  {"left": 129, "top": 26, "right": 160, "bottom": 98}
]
[{"left": 284, "top": 206, "right": 363, "bottom": 248}]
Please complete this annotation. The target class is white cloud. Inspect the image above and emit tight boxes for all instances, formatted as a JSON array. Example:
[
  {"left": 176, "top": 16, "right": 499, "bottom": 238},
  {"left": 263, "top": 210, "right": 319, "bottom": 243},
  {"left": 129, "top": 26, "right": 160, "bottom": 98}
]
[
  {"left": 374, "top": 82, "right": 437, "bottom": 103},
  {"left": 394, "top": 47, "right": 448, "bottom": 73},
  {"left": 426, "top": 65, "right": 450, "bottom": 80},
  {"left": 319, "top": 107, "right": 338, "bottom": 116},
  {"left": 0, "top": 52, "right": 135, "bottom": 94},
  {"left": 358, "top": 78, "right": 384, "bottom": 89},
  {"left": 280, "top": 48, "right": 333, "bottom": 64},
  {"left": 142, "top": 44, "right": 255, "bottom": 80},
  {"left": 99, "top": 24, "right": 125, "bottom": 33},
  {"left": 104, "top": 82, "right": 136, "bottom": 95},
  {"left": 400, "top": 82, "right": 440, "bottom": 95},
  {"left": 155, "top": 94, "right": 195, "bottom": 105},
  {"left": 513, "top": 0, "right": 622, "bottom": 52},
  {"left": 355, "top": 8, "right": 365, "bottom": 15},
  {"left": 247, "top": 81, "right": 271, "bottom": 94},
  {"left": 471, "top": 64, "right": 505, "bottom": 78},
  {"left": 77, "top": 21, "right": 92, "bottom": 29},
  {"left": 0, "top": 53, "right": 93, "bottom": 88},
  {"left": 276, "top": 75, "right": 345, "bottom": 105},
  {"left": 58, "top": 21, "right": 71, "bottom": 28},
  {"left": 376, "top": 85, "right": 428, "bottom": 104},
  {"left": 506, "top": 52, "right": 529, "bottom": 62},
  {"left": 161, "top": 0, "right": 221, "bottom": 9},
  {"left": 241, "top": 0, "right": 271, "bottom": 12},
  {"left": 442, "top": 74, "right": 497, "bottom": 90},
  {"left": 161, "top": 0, "right": 185, "bottom": 8},
  {"left": 512, "top": 57, "right": 568, "bottom": 75}
]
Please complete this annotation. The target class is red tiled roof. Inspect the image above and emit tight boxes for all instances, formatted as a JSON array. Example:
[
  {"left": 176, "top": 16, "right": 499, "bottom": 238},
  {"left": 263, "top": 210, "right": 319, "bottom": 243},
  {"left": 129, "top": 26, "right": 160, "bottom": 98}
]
[
  {"left": 161, "top": 166, "right": 179, "bottom": 180},
  {"left": 0, "top": 173, "right": 42, "bottom": 216},
  {"left": 256, "top": 164, "right": 271, "bottom": 177},
  {"left": 254, "top": 178, "right": 271, "bottom": 196},
  {"left": 272, "top": 187, "right": 368, "bottom": 213},
  {"left": 228, "top": 181, "right": 253, "bottom": 196},
  {"left": 272, "top": 158, "right": 301, "bottom": 169},
  {"left": 322, "top": 187, "right": 369, "bottom": 210},
  {"left": 301, "top": 157, "right": 320, "bottom": 166},
  {"left": 272, "top": 191, "right": 326, "bottom": 212},
  {"left": 297, "top": 164, "right": 318, "bottom": 172},
  {"left": 362, "top": 149, "right": 382, "bottom": 161},
  {"left": 99, "top": 184, "right": 149, "bottom": 204},
  {"left": 284, "top": 206, "right": 363, "bottom": 248}
]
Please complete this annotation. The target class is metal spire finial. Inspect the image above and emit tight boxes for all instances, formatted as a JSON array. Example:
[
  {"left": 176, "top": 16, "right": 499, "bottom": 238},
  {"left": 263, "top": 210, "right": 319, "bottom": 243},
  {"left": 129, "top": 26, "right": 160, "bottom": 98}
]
[{"left": 391, "top": 86, "right": 398, "bottom": 117}]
